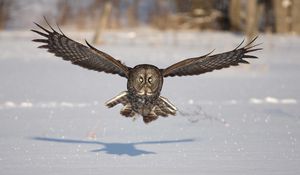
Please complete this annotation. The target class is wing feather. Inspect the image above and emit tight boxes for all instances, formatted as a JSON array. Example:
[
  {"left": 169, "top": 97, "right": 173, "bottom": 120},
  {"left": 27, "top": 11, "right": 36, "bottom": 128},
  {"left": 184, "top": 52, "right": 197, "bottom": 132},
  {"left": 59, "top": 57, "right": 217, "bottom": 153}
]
[
  {"left": 163, "top": 37, "right": 262, "bottom": 77},
  {"left": 32, "top": 18, "right": 130, "bottom": 78}
]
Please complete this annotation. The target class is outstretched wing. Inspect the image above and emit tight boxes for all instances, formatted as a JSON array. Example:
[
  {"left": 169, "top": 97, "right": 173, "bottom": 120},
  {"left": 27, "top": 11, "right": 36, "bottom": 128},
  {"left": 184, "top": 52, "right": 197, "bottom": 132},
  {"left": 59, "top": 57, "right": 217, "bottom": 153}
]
[
  {"left": 162, "top": 37, "right": 262, "bottom": 77},
  {"left": 31, "top": 18, "right": 130, "bottom": 78}
]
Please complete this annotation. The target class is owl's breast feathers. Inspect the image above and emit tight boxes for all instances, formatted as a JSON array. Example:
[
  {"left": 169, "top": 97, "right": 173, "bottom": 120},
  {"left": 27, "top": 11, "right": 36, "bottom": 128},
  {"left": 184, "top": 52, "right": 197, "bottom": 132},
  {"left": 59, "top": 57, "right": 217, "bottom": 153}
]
[{"left": 105, "top": 91, "right": 177, "bottom": 123}]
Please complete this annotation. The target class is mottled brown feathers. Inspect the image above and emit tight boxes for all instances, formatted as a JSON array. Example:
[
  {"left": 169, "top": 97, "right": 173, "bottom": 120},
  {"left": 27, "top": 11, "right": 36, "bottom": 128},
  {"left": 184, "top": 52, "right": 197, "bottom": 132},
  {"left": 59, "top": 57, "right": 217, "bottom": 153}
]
[
  {"left": 31, "top": 17, "right": 130, "bottom": 78},
  {"left": 162, "top": 36, "right": 262, "bottom": 77}
]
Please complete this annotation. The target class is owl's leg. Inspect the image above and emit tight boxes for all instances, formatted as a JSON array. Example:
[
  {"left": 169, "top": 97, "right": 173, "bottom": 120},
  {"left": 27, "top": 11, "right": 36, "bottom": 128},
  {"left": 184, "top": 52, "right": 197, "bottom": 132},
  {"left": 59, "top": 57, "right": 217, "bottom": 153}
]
[
  {"left": 153, "top": 106, "right": 168, "bottom": 117},
  {"left": 120, "top": 104, "right": 136, "bottom": 117},
  {"left": 143, "top": 112, "right": 158, "bottom": 124},
  {"left": 157, "top": 96, "right": 177, "bottom": 116},
  {"left": 105, "top": 91, "right": 129, "bottom": 108}
]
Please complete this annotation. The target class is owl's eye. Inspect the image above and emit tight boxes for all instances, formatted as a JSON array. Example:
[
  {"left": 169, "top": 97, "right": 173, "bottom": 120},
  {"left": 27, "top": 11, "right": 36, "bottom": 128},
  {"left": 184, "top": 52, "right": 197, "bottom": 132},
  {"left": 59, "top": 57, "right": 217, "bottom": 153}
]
[
  {"left": 139, "top": 77, "right": 144, "bottom": 83},
  {"left": 148, "top": 77, "right": 152, "bottom": 83}
]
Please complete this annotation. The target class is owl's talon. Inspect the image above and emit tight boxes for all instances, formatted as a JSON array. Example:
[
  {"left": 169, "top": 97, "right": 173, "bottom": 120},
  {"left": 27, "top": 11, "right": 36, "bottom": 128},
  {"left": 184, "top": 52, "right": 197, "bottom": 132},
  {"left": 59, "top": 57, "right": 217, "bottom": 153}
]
[
  {"left": 120, "top": 104, "right": 135, "bottom": 117},
  {"left": 142, "top": 111, "right": 158, "bottom": 123}
]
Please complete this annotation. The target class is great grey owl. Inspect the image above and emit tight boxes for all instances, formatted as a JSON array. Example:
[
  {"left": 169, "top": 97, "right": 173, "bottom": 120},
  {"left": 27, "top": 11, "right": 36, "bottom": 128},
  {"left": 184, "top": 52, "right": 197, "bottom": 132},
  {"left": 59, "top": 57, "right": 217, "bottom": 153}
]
[{"left": 32, "top": 19, "right": 261, "bottom": 123}]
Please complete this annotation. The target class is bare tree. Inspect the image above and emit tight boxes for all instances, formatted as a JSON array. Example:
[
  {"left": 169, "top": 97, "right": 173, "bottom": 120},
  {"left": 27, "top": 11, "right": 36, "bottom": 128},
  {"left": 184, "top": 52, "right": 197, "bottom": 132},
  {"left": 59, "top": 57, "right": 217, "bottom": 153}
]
[
  {"left": 57, "top": 0, "right": 71, "bottom": 26},
  {"left": 77, "top": 7, "right": 87, "bottom": 30},
  {"left": 92, "top": 0, "right": 112, "bottom": 44},
  {"left": 273, "top": 0, "right": 292, "bottom": 33},
  {"left": 246, "top": 0, "right": 259, "bottom": 40},
  {"left": 150, "top": 0, "right": 172, "bottom": 30},
  {"left": 127, "top": 0, "right": 139, "bottom": 27},
  {"left": 229, "top": 0, "right": 241, "bottom": 31},
  {"left": 108, "top": 0, "right": 122, "bottom": 29},
  {"left": 0, "top": 0, "right": 13, "bottom": 30},
  {"left": 291, "top": 0, "right": 300, "bottom": 34}
]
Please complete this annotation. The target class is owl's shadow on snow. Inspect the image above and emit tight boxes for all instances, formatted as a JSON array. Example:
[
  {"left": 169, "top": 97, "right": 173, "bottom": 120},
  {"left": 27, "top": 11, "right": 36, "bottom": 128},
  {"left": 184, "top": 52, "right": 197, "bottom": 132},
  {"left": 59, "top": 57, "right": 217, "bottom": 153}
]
[{"left": 32, "top": 137, "right": 194, "bottom": 156}]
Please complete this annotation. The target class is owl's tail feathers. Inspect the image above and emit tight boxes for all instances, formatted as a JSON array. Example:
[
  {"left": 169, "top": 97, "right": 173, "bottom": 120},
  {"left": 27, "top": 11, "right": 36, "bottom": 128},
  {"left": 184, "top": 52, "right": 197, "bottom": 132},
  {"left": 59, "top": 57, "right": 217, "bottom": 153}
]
[{"left": 105, "top": 91, "right": 129, "bottom": 108}]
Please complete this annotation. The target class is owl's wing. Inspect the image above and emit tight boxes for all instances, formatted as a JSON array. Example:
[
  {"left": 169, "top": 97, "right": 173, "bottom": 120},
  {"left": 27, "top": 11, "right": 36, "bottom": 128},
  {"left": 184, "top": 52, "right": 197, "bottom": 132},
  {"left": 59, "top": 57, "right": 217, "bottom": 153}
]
[
  {"left": 31, "top": 18, "right": 130, "bottom": 78},
  {"left": 162, "top": 37, "right": 262, "bottom": 77}
]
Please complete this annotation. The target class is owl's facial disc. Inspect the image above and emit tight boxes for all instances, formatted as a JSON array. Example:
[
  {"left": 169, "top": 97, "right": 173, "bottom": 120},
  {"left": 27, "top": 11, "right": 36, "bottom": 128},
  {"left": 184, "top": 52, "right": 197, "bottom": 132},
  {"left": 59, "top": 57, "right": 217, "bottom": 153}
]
[
  {"left": 129, "top": 65, "right": 163, "bottom": 97},
  {"left": 136, "top": 75, "right": 153, "bottom": 96}
]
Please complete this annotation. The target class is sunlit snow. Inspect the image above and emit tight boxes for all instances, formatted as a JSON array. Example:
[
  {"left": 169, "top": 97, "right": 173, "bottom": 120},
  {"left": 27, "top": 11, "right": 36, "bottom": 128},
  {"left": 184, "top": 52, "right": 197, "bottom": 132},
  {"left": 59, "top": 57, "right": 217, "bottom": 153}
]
[{"left": 0, "top": 30, "right": 299, "bottom": 174}]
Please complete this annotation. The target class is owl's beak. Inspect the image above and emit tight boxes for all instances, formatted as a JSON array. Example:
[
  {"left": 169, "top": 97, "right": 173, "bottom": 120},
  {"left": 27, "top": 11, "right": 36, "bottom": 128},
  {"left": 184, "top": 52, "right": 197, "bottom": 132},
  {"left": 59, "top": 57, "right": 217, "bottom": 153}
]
[{"left": 138, "top": 86, "right": 153, "bottom": 96}]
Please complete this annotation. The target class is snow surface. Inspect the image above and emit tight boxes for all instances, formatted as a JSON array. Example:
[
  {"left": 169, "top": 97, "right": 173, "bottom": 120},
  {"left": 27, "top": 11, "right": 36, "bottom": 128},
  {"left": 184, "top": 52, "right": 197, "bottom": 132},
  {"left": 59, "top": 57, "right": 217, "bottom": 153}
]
[{"left": 0, "top": 30, "right": 300, "bottom": 174}]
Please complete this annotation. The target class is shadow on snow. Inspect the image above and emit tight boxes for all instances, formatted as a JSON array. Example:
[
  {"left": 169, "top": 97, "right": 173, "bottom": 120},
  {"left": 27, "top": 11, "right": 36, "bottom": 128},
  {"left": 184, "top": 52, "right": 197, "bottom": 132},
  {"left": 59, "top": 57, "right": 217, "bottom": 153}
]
[{"left": 32, "top": 137, "right": 195, "bottom": 156}]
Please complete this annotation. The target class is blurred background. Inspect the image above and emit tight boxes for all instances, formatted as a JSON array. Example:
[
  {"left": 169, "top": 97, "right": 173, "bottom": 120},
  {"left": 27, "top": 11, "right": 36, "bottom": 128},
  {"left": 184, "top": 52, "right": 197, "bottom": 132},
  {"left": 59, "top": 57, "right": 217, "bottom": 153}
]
[
  {"left": 0, "top": 0, "right": 299, "bottom": 43},
  {"left": 1, "top": 1, "right": 300, "bottom": 174}
]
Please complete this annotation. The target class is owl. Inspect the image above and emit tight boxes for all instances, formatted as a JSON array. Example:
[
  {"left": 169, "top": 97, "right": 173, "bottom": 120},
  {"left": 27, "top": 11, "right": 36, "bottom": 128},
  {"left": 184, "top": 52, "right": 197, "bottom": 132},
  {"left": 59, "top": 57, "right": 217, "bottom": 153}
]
[{"left": 32, "top": 18, "right": 261, "bottom": 123}]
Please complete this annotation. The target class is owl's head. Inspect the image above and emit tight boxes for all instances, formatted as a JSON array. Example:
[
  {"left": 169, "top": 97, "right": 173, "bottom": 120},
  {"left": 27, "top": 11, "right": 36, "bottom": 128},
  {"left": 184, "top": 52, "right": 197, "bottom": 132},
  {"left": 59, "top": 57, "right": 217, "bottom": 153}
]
[{"left": 128, "top": 64, "right": 163, "bottom": 96}]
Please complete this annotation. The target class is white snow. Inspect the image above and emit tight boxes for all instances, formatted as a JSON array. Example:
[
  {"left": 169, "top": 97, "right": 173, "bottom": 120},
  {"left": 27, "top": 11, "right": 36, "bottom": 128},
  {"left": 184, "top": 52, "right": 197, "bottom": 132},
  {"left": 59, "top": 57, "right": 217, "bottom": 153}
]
[
  {"left": 4, "top": 101, "right": 16, "bottom": 108},
  {"left": 281, "top": 98, "right": 297, "bottom": 104},
  {"left": 20, "top": 102, "right": 33, "bottom": 108},
  {"left": 265, "top": 96, "right": 279, "bottom": 104},
  {"left": 249, "top": 97, "right": 298, "bottom": 105},
  {"left": 188, "top": 99, "right": 194, "bottom": 105},
  {"left": 249, "top": 98, "right": 264, "bottom": 104},
  {"left": 0, "top": 30, "right": 300, "bottom": 175}
]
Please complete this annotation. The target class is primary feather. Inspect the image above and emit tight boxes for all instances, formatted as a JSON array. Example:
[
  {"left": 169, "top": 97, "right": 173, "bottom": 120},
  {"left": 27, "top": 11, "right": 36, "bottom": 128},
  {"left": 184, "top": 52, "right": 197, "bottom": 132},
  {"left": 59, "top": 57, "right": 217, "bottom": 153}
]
[
  {"left": 31, "top": 18, "right": 130, "bottom": 78},
  {"left": 162, "top": 36, "right": 262, "bottom": 77}
]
